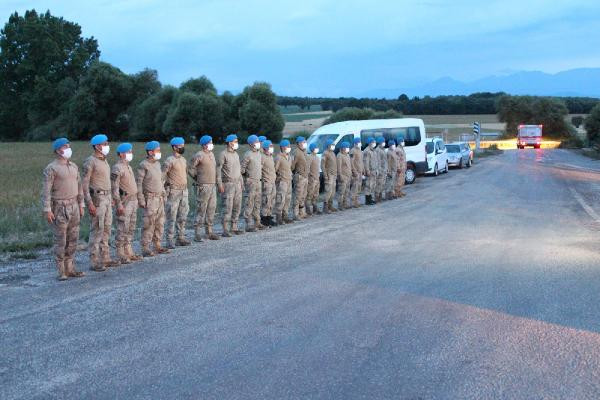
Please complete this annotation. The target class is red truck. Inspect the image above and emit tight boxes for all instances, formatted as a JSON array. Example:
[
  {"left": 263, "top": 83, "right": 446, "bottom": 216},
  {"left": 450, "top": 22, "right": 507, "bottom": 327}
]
[{"left": 517, "top": 125, "right": 542, "bottom": 149}]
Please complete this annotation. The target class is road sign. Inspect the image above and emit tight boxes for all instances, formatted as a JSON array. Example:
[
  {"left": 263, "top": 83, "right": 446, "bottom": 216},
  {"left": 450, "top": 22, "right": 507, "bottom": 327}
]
[{"left": 473, "top": 122, "right": 481, "bottom": 149}]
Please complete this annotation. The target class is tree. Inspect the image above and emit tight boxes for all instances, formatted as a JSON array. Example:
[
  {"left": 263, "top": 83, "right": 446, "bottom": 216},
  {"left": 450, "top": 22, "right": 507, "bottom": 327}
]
[
  {"left": 0, "top": 9, "right": 99, "bottom": 139},
  {"left": 180, "top": 76, "right": 216, "bottom": 95},
  {"left": 162, "top": 91, "right": 225, "bottom": 140},
  {"left": 323, "top": 107, "right": 374, "bottom": 124},
  {"left": 585, "top": 104, "right": 600, "bottom": 147},
  {"left": 497, "top": 95, "right": 572, "bottom": 138},
  {"left": 237, "top": 82, "right": 284, "bottom": 140}
]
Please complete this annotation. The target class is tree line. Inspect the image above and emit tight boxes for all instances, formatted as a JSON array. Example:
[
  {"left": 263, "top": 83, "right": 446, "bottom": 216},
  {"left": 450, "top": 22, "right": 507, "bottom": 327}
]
[
  {"left": 278, "top": 93, "right": 599, "bottom": 115},
  {"left": 0, "top": 10, "right": 284, "bottom": 143}
]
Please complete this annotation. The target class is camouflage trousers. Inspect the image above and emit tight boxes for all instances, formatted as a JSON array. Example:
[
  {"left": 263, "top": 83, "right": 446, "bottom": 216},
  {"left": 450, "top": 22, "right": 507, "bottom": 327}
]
[
  {"left": 337, "top": 179, "right": 351, "bottom": 208},
  {"left": 141, "top": 193, "right": 165, "bottom": 249},
  {"left": 364, "top": 174, "right": 376, "bottom": 196},
  {"left": 88, "top": 193, "right": 113, "bottom": 266},
  {"left": 261, "top": 181, "right": 276, "bottom": 216},
  {"left": 293, "top": 175, "right": 308, "bottom": 218},
  {"left": 375, "top": 172, "right": 386, "bottom": 196},
  {"left": 324, "top": 176, "right": 337, "bottom": 206},
  {"left": 306, "top": 177, "right": 320, "bottom": 208},
  {"left": 275, "top": 180, "right": 292, "bottom": 217},
  {"left": 115, "top": 197, "right": 137, "bottom": 248},
  {"left": 350, "top": 176, "right": 362, "bottom": 206},
  {"left": 51, "top": 198, "right": 80, "bottom": 267},
  {"left": 222, "top": 180, "right": 242, "bottom": 227},
  {"left": 194, "top": 184, "right": 217, "bottom": 230},
  {"left": 386, "top": 172, "right": 398, "bottom": 196},
  {"left": 395, "top": 167, "right": 406, "bottom": 194},
  {"left": 243, "top": 178, "right": 262, "bottom": 221},
  {"left": 165, "top": 188, "right": 189, "bottom": 243}
]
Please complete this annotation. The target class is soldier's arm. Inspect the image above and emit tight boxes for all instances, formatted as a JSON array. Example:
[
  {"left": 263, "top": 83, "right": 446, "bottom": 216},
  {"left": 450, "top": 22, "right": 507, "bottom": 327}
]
[
  {"left": 216, "top": 151, "right": 225, "bottom": 187},
  {"left": 320, "top": 155, "right": 328, "bottom": 180},
  {"left": 76, "top": 166, "right": 85, "bottom": 213},
  {"left": 336, "top": 154, "right": 343, "bottom": 178},
  {"left": 111, "top": 165, "right": 122, "bottom": 209},
  {"left": 136, "top": 163, "right": 147, "bottom": 207},
  {"left": 187, "top": 153, "right": 199, "bottom": 180},
  {"left": 240, "top": 152, "right": 249, "bottom": 176},
  {"left": 41, "top": 165, "right": 55, "bottom": 213},
  {"left": 81, "top": 158, "right": 93, "bottom": 206},
  {"left": 161, "top": 157, "right": 172, "bottom": 186}
]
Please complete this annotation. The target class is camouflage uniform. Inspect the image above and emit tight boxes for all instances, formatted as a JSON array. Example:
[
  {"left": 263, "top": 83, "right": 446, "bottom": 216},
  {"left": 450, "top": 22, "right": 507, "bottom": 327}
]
[
  {"left": 290, "top": 146, "right": 309, "bottom": 219},
  {"left": 82, "top": 153, "right": 116, "bottom": 270},
  {"left": 375, "top": 145, "right": 388, "bottom": 201},
  {"left": 395, "top": 146, "right": 407, "bottom": 197},
  {"left": 162, "top": 153, "right": 190, "bottom": 247},
  {"left": 321, "top": 148, "right": 338, "bottom": 212},
  {"left": 240, "top": 148, "right": 263, "bottom": 231},
  {"left": 363, "top": 146, "right": 378, "bottom": 197},
  {"left": 188, "top": 150, "right": 218, "bottom": 239},
  {"left": 137, "top": 157, "right": 168, "bottom": 255},
  {"left": 261, "top": 151, "right": 277, "bottom": 220},
  {"left": 349, "top": 145, "right": 364, "bottom": 207},
  {"left": 274, "top": 151, "right": 293, "bottom": 224},
  {"left": 111, "top": 159, "right": 140, "bottom": 263},
  {"left": 336, "top": 151, "right": 352, "bottom": 209},
  {"left": 386, "top": 148, "right": 399, "bottom": 199},
  {"left": 217, "top": 148, "right": 243, "bottom": 235},
  {"left": 42, "top": 158, "right": 85, "bottom": 279},
  {"left": 306, "top": 152, "right": 321, "bottom": 215}
]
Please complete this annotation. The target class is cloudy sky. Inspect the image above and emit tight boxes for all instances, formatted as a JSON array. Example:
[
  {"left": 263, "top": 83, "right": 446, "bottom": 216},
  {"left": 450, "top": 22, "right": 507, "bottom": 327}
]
[{"left": 2, "top": 0, "right": 600, "bottom": 96}]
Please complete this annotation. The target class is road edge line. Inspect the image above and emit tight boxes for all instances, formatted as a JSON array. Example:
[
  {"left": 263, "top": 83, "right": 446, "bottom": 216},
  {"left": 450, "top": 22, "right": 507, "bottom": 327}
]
[{"left": 569, "top": 187, "right": 600, "bottom": 224}]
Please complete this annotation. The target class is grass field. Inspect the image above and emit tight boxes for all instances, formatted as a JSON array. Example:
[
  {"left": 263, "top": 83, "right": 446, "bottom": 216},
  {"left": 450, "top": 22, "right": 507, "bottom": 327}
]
[
  {"left": 279, "top": 105, "right": 323, "bottom": 114},
  {"left": 283, "top": 112, "right": 332, "bottom": 122},
  {"left": 0, "top": 141, "right": 225, "bottom": 260}
]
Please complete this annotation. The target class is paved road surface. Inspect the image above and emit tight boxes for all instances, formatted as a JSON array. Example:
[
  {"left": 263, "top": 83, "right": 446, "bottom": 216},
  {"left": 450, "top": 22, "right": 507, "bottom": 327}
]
[{"left": 3, "top": 149, "right": 600, "bottom": 399}]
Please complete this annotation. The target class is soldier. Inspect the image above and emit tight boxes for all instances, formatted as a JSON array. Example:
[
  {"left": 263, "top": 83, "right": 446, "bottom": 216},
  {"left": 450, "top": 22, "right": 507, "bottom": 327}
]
[
  {"left": 82, "top": 134, "right": 118, "bottom": 272},
  {"left": 111, "top": 143, "right": 142, "bottom": 264},
  {"left": 260, "top": 140, "right": 277, "bottom": 226},
  {"left": 336, "top": 141, "right": 352, "bottom": 210},
  {"left": 349, "top": 137, "right": 364, "bottom": 208},
  {"left": 321, "top": 138, "right": 338, "bottom": 213},
  {"left": 306, "top": 143, "right": 321, "bottom": 215},
  {"left": 188, "top": 135, "right": 220, "bottom": 241},
  {"left": 217, "top": 134, "right": 244, "bottom": 237},
  {"left": 375, "top": 137, "right": 388, "bottom": 202},
  {"left": 42, "top": 138, "right": 85, "bottom": 281},
  {"left": 290, "top": 136, "right": 309, "bottom": 220},
  {"left": 274, "top": 139, "right": 294, "bottom": 225},
  {"left": 363, "top": 137, "right": 378, "bottom": 205},
  {"left": 240, "top": 135, "right": 263, "bottom": 232},
  {"left": 258, "top": 135, "right": 267, "bottom": 144},
  {"left": 395, "top": 139, "right": 408, "bottom": 198},
  {"left": 386, "top": 140, "right": 399, "bottom": 200},
  {"left": 162, "top": 137, "right": 191, "bottom": 249},
  {"left": 137, "top": 141, "right": 170, "bottom": 256}
]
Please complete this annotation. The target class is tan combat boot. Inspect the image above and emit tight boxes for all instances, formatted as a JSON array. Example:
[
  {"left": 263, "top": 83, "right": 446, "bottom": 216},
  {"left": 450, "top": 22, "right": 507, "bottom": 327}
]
[
  {"left": 57, "top": 261, "right": 68, "bottom": 281},
  {"left": 206, "top": 226, "right": 220, "bottom": 240},
  {"left": 255, "top": 218, "right": 266, "bottom": 230},
  {"left": 245, "top": 218, "right": 257, "bottom": 232},
  {"left": 65, "top": 259, "right": 85, "bottom": 278},
  {"left": 222, "top": 222, "right": 232, "bottom": 238},
  {"left": 117, "top": 246, "right": 131, "bottom": 264},
  {"left": 142, "top": 246, "right": 155, "bottom": 257},
  {"left": 323, "top": 202, "right": 330, "bottom": 214},
  {"left": 232, "top": 221, "right": 245, "bottom": 235},
  {"left": 126, "top": 244, "right": 143, "bottom": 261},
  {"left": 176, "top": 237, "right": 191, "bottom": 246},
  {"left": 154, "top": 242, "right": 171, "bottom": 254}
]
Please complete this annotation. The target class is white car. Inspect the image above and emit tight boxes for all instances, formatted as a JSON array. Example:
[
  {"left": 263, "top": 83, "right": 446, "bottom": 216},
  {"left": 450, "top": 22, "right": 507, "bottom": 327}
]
[{"left": 425, "top": 137, "right": 448, "bottom": 176}]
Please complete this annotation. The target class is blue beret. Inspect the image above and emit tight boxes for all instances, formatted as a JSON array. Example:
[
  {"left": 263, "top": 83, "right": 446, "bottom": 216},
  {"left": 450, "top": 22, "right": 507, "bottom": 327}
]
[
  {"left": 52, "top": 137, "right": 70, "bottom": 151},
  {"left": 296, "top": 136, "right": 306, "bottom": 143},
  {"left": 91, "top": 134, "right": 108, "bottom": 146},
  {"left": 325, "top": 138, "right": 335, "bottom": 146},
  {"left": 225, "top": 134, "right": 238, "bottom": 143},
  {"left": 199, "top": 135, "right": 212, "bottom": 146},
  {"left": 262, "top": 140, "right": 272, "bottom": 149},
  {"left": 388, "top": 140, "right": 396, "bottom": 146},
  {"left": 367, "top": 137, "right": 376, "bottom": 144},
  {"left": 376, "top": 137, "right": 385, "bottom": 144},
  {"left": 145, "top": 141, "right": 160, "bottom": 151},
  {"left": 280, "top": 139, "right": 290, "bottom": 147},
  {"left": 341, "top": 141, "right": 350, "bottom": 148},
  {"left": 170, "top": 137, "right": 184, "bottom": 146},
  {"left": 258, "top": 136, "right": 266, "bottom": 143},
  {"left": 353, "top": 137, "right": 361, "bottom": 144},
  {"left": 247, "top": 134, "right": 259, "bottom": 144},
  {"left": 309, "top": 143, "right": 318, "bottom": 152},
  {"left": 117, "top": 143, "right": 132, "bottom": 153}
]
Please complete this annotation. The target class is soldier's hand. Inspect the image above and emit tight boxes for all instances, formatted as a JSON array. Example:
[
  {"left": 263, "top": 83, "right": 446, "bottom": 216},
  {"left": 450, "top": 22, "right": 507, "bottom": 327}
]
[
  {"left": 88, "top": 202, "right": 97, "bottom": 216},
  {"left": 45, "top": 211, "right": 55, "bottom": 224},
  {"left": 139, "top": 201, "right": 146, "bottom": 209},
  {"left": 218, "top": 184, "right": 224, "bottom": 194},
  {"left": 79, "top": 206, "right": 84, "bottom": 218},
  {"left": 117, "top": 205, "right": 125, "bottom": 216}
]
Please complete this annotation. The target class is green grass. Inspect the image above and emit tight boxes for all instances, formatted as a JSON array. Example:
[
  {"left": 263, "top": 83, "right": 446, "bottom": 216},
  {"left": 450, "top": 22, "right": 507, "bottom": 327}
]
[
  {"left": 279, "top": 105, "right": 323, "bottom": 114},
  {"left": 0, "top": 141, "right": 227, "bottom": 255},
  {"left": 283, "top": 113, "right": 331, "bottom": 122}
]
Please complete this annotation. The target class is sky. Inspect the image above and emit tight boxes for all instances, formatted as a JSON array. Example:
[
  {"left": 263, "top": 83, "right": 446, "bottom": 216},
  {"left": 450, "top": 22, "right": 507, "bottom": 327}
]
[{"left": 2, "top": 0, "right": 600, "bottom": 97}]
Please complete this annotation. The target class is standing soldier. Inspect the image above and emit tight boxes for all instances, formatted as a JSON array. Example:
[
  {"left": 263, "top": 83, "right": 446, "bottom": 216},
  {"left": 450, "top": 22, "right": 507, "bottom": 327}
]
[
  {"left": 395, "top": 139, "right": 407, "bottom": 198},
  {"left": 349, "top": 137, "right": 363, "bottom": 208},
  {"left": 137, "top": 141, "right": 170, "bottom": 256},
  {"left": 258, "top": 136, "right": 267, "bottom": 144},
  {"left": 375, "top": 137, "right": 388, "bottom": 202},
  {"left": 82, "top": 134, "right": 118, "bottom": 272},
  {"left": 240, "top": 135, "right": 263, "bottom": 232},
  {"left": 217, "top": 134, "right": 244, "bottom": 237},
  {"left": 386, "top": 140, "right": 399, "bottom": 200},
  {"left": 274, "top": 139, "right": 294, "bottom": 225},
  {"left": 290, "top": 136, "right": 309, "bottom": 220},
  {"left": 260, "top": 140, "right": 276, "bottom": 226},
  {"left": 111, "top": 143, "right": 142, "bottom": 264},
  {"left": 306, "top": 143, "right": 321, "bottom": 215},
  {"left": 336, "top": 141, "right": 352, "bottom": 210},
  {"left": 162, "top": 137, "right": 191, "bottom": 249},
  {"left": 321, "top": 138, "right": 338, "bottom": 213},
  {"left": 363, "top": 137, "right": 378, "bottom": 205},
  {"left": 188, "top": 135, "right": 220, "bottom": 241},
  {"left": 42, "top": 138, "right": 85, "bottom": 281}
]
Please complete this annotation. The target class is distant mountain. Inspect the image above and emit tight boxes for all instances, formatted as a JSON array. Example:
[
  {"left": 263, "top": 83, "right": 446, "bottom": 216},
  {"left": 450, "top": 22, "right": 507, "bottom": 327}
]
[{"left": 361, "top": 68, "right": 600, "bottom": 98}]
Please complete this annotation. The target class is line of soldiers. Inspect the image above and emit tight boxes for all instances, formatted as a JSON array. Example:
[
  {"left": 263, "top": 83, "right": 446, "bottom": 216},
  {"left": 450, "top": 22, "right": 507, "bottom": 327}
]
[{"left": 42, "top": 133, "right": 407, "bottom": 281}]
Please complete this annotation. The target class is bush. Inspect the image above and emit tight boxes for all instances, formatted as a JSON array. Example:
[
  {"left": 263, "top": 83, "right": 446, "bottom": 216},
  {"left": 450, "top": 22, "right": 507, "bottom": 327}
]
[
  {"left": 585, "top": 104, "right": 600, "bottom": 147},
  {"left": 572, "top": 116, "right": 584, "bottom": 128}
]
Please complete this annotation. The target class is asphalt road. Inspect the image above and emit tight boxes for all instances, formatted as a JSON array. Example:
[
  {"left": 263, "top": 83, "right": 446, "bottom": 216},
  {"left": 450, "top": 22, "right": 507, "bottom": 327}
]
[{"left": 3, "top": 149, "right": 600, "bottom": 399}]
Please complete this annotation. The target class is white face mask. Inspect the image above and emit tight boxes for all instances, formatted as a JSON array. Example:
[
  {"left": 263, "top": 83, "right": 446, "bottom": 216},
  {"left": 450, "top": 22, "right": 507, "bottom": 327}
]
[
  {"left": 207, "top": 143, "right": 214, "bottom": 151},
  {"left": 330, "top": 145, "right": 335, "bottom": 151},
  {"left": 125, "top": 153, "right": 133, "bottom": 162},
  {"left": 300, "top": 142, "right": 307, "bottom": 149},
  {"left": 313, "top": 148, "right": 319, "bottom": 154},
  {"left": 154, "top": 152, "right": 162, "bottom": 161},
  {"left": 101, "top": 145, "right": 110, "bottom": 156},
  {"left": 268, "top": 147, "right": 274, "bottom": 154},
  {"left": 61, "top": 147, "right": 72, "bottom": 159},
  {"left": 284, "top": 147, "right": 291, "bottom": 154},
  {"left": 253, "top": 142, "right": 260, "bottom": 150},
  {"left": 370, "top": 143, "right": 376, "bottom": 148},
  {"left": 390, "top": 145, "right": 396, "bottom": 150},
  {"left": 401, "top": 142, "right": 405, "bottom": 147},
  {"left": 232, "top": 142, "right": 239, "bottom": 150}
]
